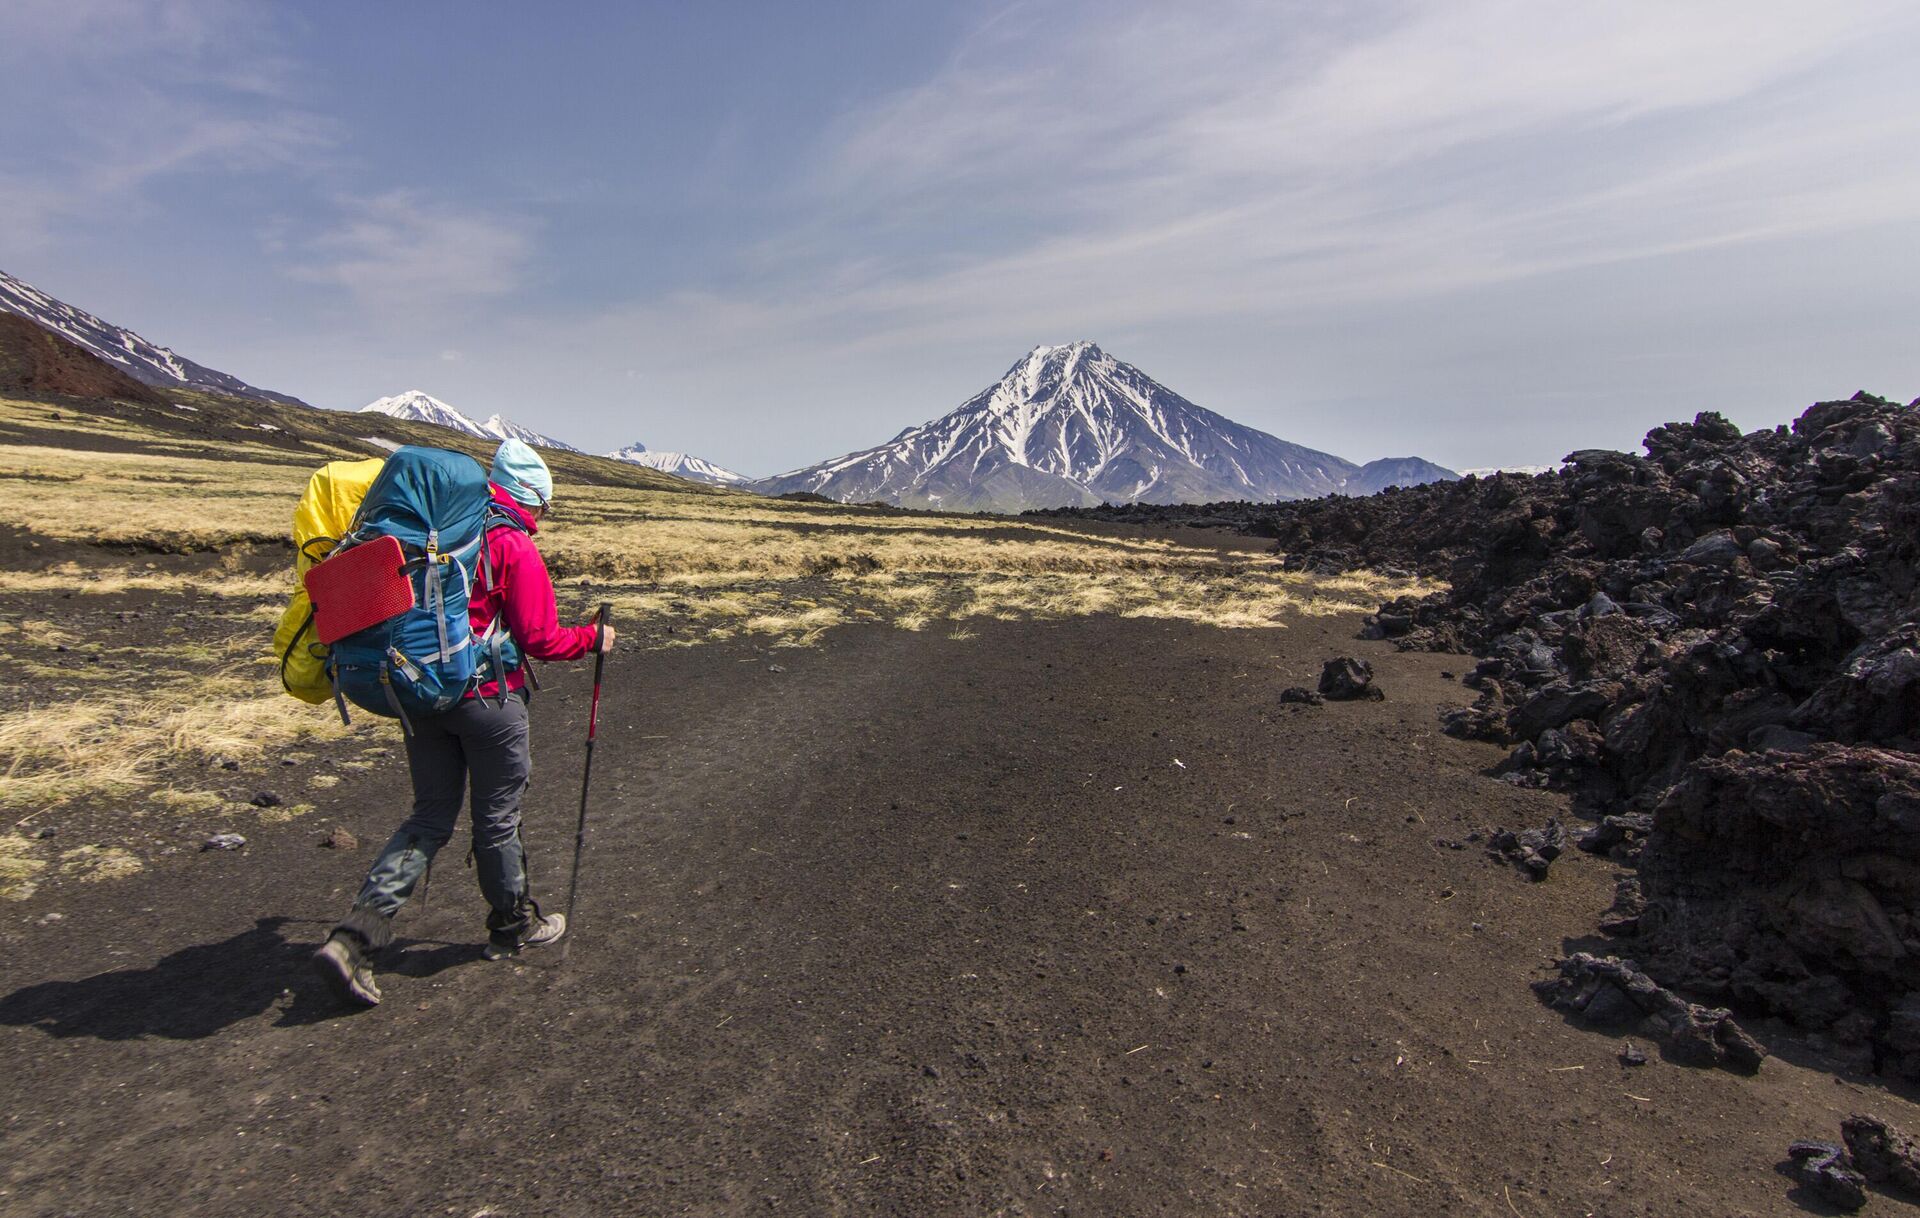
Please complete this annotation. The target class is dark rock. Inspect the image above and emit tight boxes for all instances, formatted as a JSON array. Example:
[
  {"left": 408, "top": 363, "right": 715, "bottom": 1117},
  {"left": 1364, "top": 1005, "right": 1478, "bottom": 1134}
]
[
  {"left": 249, "top": 791, "right": 282, "bottom": 808},
  {"left": 1440, "top": 703, "right": 1508, "bottom": 743},
  {"left": 32, "top": 826, "right": 57, "bottom": 840},
  {"left": 202, "top": 833, "right": 247, "bottom": 851},
  {"left": 1786, "top": 1141, "right": 1867, "bottom": 1211},
  {"left": 1747, "top": 724, "right": 1817, "bottom": 754},
  {"left": 1489, "top": 820, "right": 1568, "bottom": 880},
  {"left": 1635, "top": 747, "right": 1920, "bottom": 1061},
  {"left": 1510, "top": 681, "right": 1617, "bottom": 743},
  {"left": 1576, "top": 813, "right": 1654, "bottom": 863},
  {"left": 1279, "top": 686, "right": 1324, "bottom": 706},
  {"left": 1533, "top": 953, "right": 1766, "bottom": 1073},
  {"left": 1618, "top": 1042, "right": 1648, "bottom": 1067},
  {"left": 1318, "top": 657, "right": 1383, "bottom": 701},
  {"left": 1679, "top": 531, "right": 1746, "bottom": 569},
  {"left": 1842, "top": 1115, "right": 1920, "bottom": 1196}
]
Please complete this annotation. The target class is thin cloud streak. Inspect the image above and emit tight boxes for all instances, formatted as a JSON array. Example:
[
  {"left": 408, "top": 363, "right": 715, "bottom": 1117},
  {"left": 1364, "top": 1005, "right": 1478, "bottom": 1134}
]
[
  {"left": 576, "top": 1, "right": 1920, "bottom": 364},
  {"left": 288, "top": 191, "right": 535, "bottom": 316}
]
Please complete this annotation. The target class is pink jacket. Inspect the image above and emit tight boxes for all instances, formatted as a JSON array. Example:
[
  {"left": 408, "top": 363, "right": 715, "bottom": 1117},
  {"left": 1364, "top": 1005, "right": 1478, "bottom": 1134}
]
[{"left": 470, "top": 484, "right": 599, "bottom": 697}]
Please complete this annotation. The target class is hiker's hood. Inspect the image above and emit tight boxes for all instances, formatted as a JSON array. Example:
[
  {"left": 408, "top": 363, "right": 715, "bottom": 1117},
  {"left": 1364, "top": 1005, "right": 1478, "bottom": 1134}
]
[
  {"left": 489, "top": 438, "right": 552, "bottom": 508},
  {"left": 489, "top": 482, "right": 541, "bottom": 534}
]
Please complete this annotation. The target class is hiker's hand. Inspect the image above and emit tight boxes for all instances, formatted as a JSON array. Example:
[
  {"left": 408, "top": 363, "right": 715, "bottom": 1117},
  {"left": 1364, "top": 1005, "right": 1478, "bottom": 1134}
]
[{"left": 597, "top": 623, "right": 616, "bottom": 652}]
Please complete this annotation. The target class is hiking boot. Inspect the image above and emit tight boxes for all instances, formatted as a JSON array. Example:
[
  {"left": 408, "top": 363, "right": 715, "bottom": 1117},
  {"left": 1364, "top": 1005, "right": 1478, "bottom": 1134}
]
[
  {"left": 312, "top": 933, "right": 381, "bottom": 1007},
  {"left": 484, "top": 911, "right": 567, "bottom": 960}
]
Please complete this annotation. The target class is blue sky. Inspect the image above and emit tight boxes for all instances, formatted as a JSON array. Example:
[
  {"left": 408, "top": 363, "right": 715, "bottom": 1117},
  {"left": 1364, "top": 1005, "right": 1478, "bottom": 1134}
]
[{"left": 4, "top": 0, "right": 1917, "bottom": 476}]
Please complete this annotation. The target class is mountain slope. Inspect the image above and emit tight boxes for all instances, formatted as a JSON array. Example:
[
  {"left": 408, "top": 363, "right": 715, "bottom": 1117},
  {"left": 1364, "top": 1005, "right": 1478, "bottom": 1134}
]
[
  {"left": 0, "top": 313, "right": 167, "bottom": 405},
  {"left": 358, "top": 390, "right": 580, "bottom": 452},
  {"left": 604, "top": 442, "right": 748, "bottom": 486},
  {"left": 754, "top": 342, "right": 1361, "bottom": 512},
  {"left": 0, "top": 269, "right": 308, "bottom": 407},
  {"left": 1341, "top": 456, "right": 1458, "bottom": 496}
]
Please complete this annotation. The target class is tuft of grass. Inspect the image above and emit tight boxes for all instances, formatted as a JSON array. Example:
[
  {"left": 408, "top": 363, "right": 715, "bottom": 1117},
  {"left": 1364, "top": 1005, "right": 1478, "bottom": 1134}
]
[
  {"left": 149, "top": 788, "right": 225, "bottom": 815},
  {"left": 0, "top": 833, "right": 48, "bottom": 901},
  {"left": 0, "top": 688, "right": 350, "bottom": 813},
  {"left": 61, "top": 845, "right": 143, "bottom": 882}
]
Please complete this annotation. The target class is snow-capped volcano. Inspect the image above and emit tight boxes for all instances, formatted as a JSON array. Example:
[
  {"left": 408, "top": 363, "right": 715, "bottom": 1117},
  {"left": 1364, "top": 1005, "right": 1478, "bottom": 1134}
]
[
  {"left": 358, "top": 391, "right": 580, "bottom": 452},
  {"left": 0, "top": 268, "right": 307, "bottom": 406},
  {"left": 604, "top": 441, "right": 747, "bottom": 487},
  {"left": 754, "top": 342, "right": 1390, "bottom": 512}
]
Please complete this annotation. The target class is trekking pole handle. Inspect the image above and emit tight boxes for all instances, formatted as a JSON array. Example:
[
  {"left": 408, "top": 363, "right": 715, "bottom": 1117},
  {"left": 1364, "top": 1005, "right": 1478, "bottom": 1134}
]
[{"left": 587, "top": 602, "right": 611, "bottom": 743}]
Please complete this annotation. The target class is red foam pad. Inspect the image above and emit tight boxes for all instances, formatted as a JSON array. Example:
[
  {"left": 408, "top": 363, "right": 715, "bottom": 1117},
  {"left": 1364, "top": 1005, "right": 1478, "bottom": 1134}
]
[{"left": 304, "top": 535, "right": 415, "bottom": 644}]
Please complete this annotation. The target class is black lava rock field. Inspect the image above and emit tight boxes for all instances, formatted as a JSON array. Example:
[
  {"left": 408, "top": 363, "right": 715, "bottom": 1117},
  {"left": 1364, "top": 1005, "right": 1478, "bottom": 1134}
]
[{"left": 1063, "top": 392, "right": 1920, "bottom": 1077}]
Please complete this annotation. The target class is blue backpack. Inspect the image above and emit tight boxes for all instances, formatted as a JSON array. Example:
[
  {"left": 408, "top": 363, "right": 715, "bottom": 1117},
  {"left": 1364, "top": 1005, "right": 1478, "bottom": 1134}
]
[{"left": 322, "top": 446, "right": 529, "bottom": 729}]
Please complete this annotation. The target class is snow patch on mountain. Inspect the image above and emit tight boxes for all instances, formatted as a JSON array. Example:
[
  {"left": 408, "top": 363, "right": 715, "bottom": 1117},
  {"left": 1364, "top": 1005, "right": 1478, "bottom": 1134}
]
[
  {"left": 357, "top": 391, "right": 579, "bottom": 452},
  {"left": 0, "top": 268, "right": 307, "bottom": 406},
  {"left": 604, "top": 441, "right": 747, "bottom": 486}
]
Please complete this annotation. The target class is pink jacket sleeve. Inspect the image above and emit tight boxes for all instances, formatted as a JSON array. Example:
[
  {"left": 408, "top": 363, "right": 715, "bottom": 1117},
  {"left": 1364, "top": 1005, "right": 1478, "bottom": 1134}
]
[{"left": 493, "top": 532, "right": 599, "bottom": 662}]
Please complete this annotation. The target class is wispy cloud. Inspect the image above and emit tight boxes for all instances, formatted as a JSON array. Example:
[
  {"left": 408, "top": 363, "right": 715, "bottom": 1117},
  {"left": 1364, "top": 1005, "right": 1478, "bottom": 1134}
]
[
  {"left": 288, "top": 191, "right": 534, "bottom": 314},
  {"left": 672, "top": 0, "right": 1920, "bottom": 354},
  {"left": 0, "top": 0, "right": 329, "bottom": 247}
]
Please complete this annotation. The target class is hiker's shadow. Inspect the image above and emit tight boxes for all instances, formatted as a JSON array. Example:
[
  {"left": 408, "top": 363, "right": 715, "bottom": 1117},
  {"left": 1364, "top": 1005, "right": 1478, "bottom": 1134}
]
[{"left": 0, "top": 916, "right": 482, "bottom": 1040}]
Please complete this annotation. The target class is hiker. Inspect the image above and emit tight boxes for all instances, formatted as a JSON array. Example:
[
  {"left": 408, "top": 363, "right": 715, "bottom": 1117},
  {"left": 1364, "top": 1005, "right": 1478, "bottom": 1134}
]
[{"left": 312, "top": 438, "right": 614, "bottom": 1007}]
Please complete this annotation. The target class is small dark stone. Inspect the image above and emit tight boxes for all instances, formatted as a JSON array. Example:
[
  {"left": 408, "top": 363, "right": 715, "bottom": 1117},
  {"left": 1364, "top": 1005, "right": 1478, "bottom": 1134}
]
[
  {"left": 249, "top": 791, "right": 282, "bottom": 808},
  {"left": 1318, "top": 657, "right": 1383, "bottom": 701},
  {"left": 1619, "top": 1042, "right": 1648, "bottom": 1067},
  {"left": 1786, "top": 1141, "right": 1867, "bottom": 1211}
]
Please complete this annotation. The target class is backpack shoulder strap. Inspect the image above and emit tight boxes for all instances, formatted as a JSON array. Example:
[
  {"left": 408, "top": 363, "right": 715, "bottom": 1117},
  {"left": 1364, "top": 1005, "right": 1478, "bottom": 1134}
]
[{"left": 484, "top": 502, "right": 531, "bottom": 535}]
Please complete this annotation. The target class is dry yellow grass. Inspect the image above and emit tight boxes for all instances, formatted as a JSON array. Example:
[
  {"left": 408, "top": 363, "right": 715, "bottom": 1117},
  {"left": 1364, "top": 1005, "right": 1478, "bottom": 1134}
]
[
  {"left": 0, "top": 562, "right": 289, "bottom": 598},
  {"left": 0, "top": 444, "right": 305, "bottom": 549},
  {"left": 0, "top": 683, "right": 352, "bottom": 813}
]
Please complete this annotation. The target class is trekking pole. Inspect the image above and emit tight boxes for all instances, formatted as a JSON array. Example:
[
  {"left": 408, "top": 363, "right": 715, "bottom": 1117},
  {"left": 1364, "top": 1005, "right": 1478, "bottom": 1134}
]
[{"left": 560, "top": 602, "right": 611, "bottom": 959}]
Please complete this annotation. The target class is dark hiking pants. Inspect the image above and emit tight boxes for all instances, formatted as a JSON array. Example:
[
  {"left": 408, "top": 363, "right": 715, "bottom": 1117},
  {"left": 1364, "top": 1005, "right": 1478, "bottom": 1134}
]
[{"left": 336, "top": 691, "right": 535, "bottom": 948}]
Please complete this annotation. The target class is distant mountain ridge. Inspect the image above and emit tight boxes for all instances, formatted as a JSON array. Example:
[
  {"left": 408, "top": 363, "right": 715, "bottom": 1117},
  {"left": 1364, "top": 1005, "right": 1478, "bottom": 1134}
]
[
  {"left": 358, "top": 390, "right": 581, "bottom": 452},
  {"left": 754, "top": 341, "right": 1456, "bottom": 512},
  {"left": 603, "top": 441, "right": 747, "bottom": 486},
  {"left": 1344, "top": 456, "right": 1460, "bottom": 496},
  {"left": 0, "top": 269, "right": 308, "bottom": 407}
]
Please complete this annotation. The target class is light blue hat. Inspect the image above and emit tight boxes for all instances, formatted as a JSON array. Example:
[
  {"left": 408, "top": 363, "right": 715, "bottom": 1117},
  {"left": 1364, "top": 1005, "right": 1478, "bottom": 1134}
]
[{"left": 490, "top": 438, "right": 553, "bottom": 508}]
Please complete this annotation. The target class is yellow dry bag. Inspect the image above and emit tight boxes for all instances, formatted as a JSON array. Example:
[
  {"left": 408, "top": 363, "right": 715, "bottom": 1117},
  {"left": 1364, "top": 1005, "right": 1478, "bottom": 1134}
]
[{"left": 272, "top": 457, "right": 386, "bottom": 703}]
